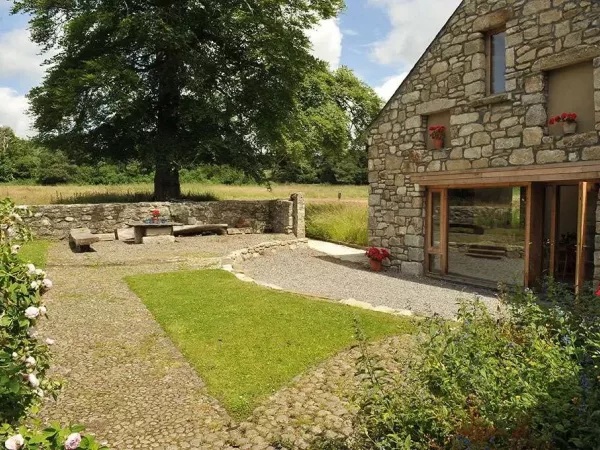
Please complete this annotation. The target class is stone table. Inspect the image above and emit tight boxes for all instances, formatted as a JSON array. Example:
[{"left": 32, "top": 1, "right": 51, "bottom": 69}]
[{"left": 126, "top": 221, "right": 182, "bottom": 244}]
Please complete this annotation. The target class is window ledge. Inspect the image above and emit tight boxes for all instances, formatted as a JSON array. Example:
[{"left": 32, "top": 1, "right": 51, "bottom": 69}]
[
  {"left": 468, "top": 92, "right": 513, "bottom": 108},
  {"left": 542, "top": 131, "right": 599, "bottom": 148}
]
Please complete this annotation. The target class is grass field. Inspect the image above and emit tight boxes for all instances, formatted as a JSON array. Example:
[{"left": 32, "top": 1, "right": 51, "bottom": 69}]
[
  {"left": 19, "top": 240, "right": 52, "bottom": 268},
  {"left": 126, "top": 269, "right": 414, "bottom": 419},
  {"left": 0, "top": 183, "right": 368, "bottom": 205},
  {"left": 306, "top": 203, "right": 368, "bottom": 247}
]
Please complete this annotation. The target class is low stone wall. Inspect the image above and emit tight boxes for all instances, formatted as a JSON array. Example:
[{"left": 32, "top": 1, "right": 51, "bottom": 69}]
[
  {"left": 24, "top": 194, "right": 306, "bottom": 240},
  {"left": 223, "top": 238, "right": 309, "bottom": 265}
]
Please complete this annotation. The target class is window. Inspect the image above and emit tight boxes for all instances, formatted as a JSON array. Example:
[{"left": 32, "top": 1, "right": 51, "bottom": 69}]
[
  {"left": 486, "top": 29, "right": 506, "bottom": 94},
  {"left": 426, "top": 111, "right": 451, "bottom": 150},
  {"left": 548, "top": 61, "right": 595, "bottom": 135}
]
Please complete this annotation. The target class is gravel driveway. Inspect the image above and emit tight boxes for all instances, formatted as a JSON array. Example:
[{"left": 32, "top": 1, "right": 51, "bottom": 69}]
[{"left": 240, "top": 248, "right": 499, "bottom": 318}]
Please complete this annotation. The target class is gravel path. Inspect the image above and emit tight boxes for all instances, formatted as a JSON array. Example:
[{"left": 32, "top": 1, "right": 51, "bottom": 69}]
[
  {"left": 36, "top": 235, "right": 413, "bottom": 449},
  {"left": 240, "top": 248, "right": 499, "bottom": 318}
]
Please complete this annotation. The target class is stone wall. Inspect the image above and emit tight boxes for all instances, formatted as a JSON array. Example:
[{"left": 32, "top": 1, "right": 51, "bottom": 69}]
[
  {"left": 25, "top": 194, "right": 306, "bottom": 240},
  {"left": 368, "top": 0, "right": 600, "bottom": 276}
]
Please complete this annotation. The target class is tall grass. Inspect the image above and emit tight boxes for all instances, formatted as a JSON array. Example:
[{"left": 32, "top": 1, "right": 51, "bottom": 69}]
[
  {"left": 306, "top": 202, "right": 368, "bottom": 247},
  {"left": 0, "top": 183, "right": 368, "bottom": 205}
]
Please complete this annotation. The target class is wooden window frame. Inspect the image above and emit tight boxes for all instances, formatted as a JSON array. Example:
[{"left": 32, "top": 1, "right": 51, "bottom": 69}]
[{"left": 486, "top": 27, "right": 507, "bottom": 95}]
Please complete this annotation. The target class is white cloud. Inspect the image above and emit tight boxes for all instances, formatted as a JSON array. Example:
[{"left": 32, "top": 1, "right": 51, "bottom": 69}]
[
  {"left": 0, "top": 28, "right": 49, "bottom": 83},
  {"left": 307, "top": 18, "right": 343, "bottom": 69},
  {"left": 369, "top": 0, "right": 462, "bottom": 67},
  {"left": 0, "top": 87, "right": 33, "bottom": 138},
  {"left": 375, "top": 71, "right": 408, "bottom": 100}
]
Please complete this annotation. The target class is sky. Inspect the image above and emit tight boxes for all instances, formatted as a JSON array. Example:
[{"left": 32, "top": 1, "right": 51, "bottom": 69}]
[{"left": 0, "top": 0, "right": 462, "bottom": 138}]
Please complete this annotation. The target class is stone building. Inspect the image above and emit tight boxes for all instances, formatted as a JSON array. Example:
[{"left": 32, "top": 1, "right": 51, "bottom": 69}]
[{"left": 367, "top": 0, "right": 600, "bottom": 289}]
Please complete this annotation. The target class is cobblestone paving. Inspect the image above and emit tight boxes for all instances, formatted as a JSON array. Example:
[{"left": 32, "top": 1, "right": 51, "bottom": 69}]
[{"left": 37, "top": 235, "right": 412, "bottom": 449}]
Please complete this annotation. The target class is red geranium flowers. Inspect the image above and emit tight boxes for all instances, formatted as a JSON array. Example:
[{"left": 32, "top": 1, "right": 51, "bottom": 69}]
[
  {"left": 429, "top": 125, "right": 446, "bottom": 140},
  {"left": 151, "top": 209, "right": 160, "bottom": 217},
  {"left": 549, "top": 113, "right": 577, "bottom": 125},
  {"left": 366, "top": 247, "right": 390, "bottom": 262}
]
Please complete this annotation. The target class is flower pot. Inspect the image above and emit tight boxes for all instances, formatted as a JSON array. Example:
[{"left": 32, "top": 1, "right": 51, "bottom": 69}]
[
  {"left": 433, "top": 138, "right": 444, "bottom": 149},
  {"left": 369, "top": 259, "right": 383, "bottom": 272},
  {"left": 563, "top": 121, "right": 577, "bottom": 135}
]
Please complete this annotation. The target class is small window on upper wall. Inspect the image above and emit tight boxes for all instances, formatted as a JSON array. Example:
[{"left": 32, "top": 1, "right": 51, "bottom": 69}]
[
  {"left": 486, "top": 29, "right": 506, "bottom": 94},
  {"left": 548, "top": 61, "right": 595, "bottom": 135}
]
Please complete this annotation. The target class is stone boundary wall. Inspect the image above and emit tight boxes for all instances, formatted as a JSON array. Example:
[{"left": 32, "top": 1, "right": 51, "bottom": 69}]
[
  {"left": 24, "top": 194, "right": 306, "bottom": 240},
  {"left": 223, "top": 238, "right": 309, "bottom": 265}
]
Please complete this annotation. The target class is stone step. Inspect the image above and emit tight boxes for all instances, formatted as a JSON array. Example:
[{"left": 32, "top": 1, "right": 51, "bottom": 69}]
[
  {"left": 467, "top": 248, "right": 507, "bottom": 256},
  {"left": 465, "top": 252, "right": 504, "bottom": 260}
]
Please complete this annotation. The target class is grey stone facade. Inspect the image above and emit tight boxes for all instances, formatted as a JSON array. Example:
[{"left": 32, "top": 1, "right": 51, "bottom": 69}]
[
  {"left": 367, "top": 0, "right": 600, "bottom": 278},
  {"left": 24, "top": 196, "right": 307, "bottom": 239}
]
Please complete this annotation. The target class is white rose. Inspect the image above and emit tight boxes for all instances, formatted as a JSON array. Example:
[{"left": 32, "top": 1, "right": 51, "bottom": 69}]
[
  {"left": 30, "top": 280, "right": 40, "bottom": 290},
  {"left": 27, "top": 373, "right": 39, "bottom": 388},
  {"left": 34, "top": 268, "right": 46, "bottom": 277},
  {"left": 12, "top": 352, "right": 18, "bottom": 359},
  {"left": 25, "top": 356, "right": 36, "bottom": 368},
  {"left": 11, "top": 245, "right": 20, "bottom": 254},
  {"left": 24, "top": 306, "right": 40, "bottom": 319},
  {"left": 26, "top": 264, "right": 36, "bottom": 274},
  {"left": 64, "top": 433, "right": 82, "bottom": 450},
  {"left": 4, "top": 434, "right": 24, "bottom": 450},
  {"left": 45, "top": 338, "right": 55, "bottom": 345},
  {"left": 42, "top": 279, "right": 53, "bottom": 290}
]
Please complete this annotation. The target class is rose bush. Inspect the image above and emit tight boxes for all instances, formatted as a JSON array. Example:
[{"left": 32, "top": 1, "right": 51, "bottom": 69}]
[{"left": 1, "top": 198, "right": 107, "bottom": 449}]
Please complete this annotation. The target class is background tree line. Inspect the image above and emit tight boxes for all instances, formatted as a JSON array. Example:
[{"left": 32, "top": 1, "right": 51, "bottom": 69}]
[{"left": 1, "top": 65, "right": 381, "bottom": 187}]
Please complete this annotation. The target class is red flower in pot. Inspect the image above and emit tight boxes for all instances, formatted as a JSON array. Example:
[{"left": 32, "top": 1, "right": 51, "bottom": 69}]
[
  {"left": 549, "top": 113, "right": 578, "bottom": 135},
  {"left": 151, "top": 209, "right": 160, "bottom": 222},
  {"left": 366, "top": 247, "right": 391, "bottom": 272},
  {"left": 429, "top": 125, "right": 446, "bottom": 149}
]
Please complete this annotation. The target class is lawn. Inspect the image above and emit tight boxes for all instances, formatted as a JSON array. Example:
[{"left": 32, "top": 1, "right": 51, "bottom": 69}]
[
  {"left": 19, "top": 240, "right": 52, "bottom": 268},
  {"left": 126, "top": 269, "right": 414, "bottom": 419},
  {"left": 0, "top": 182, "right": 368, "bottom": 205}
]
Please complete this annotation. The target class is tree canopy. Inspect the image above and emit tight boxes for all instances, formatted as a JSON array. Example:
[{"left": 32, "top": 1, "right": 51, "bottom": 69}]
[{"left": 13, "top": 0, "right": 345, "bottom": 199}]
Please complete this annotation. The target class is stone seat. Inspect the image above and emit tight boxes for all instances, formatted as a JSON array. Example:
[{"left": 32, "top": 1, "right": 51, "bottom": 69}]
[
  {"left": 69, "top": 228, "right": 100, "bottom": 253},
  {"left": 173, "top": 224, "right": 228, "bottom": 237}
]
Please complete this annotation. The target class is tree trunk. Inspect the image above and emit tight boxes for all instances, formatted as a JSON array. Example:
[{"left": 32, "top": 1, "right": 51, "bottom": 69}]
[
  {"left": 153, "top": 44, "right": 183, "bottom": 201},
  {"left": 154, "top": 162, "right": 181, "bottom": 201}
]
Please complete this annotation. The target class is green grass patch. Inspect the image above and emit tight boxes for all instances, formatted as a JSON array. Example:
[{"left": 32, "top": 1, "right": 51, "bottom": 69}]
[
  {"left": 19, "top": 240, "right": 52, "bottom": 268},
  {"left": 306, "top": 202, "right": 368, "bottom": 247},
  {"left": 126, "top": 269, "right": 414, "bottom": 418}
]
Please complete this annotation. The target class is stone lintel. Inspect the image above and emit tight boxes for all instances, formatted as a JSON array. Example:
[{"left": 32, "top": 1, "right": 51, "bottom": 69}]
[
  {"left": 472, "top": 9, "right": 512, "bottom": 33},
  {"left": 416, "top": 98, "right": 457, "bottom": 116},
  {"left": 468, "top": 92, "right": 513, "bottom": 108},
  {"left": 533, "top": 46, "right": 600, "bottom": 72}
]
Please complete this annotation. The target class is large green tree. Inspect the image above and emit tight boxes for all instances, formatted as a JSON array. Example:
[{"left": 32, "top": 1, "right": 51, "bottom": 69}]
[
  {"left": 272, "top": 65, "right": 382, "bottom": 184},
  {"left": 13, "top": 0, "right": 344, "bottom": 199}
]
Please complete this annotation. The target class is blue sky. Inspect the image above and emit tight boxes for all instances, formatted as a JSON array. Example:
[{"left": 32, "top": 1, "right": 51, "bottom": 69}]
[{"left": 0, "top": 0, "right": 462, "bottom": 137}]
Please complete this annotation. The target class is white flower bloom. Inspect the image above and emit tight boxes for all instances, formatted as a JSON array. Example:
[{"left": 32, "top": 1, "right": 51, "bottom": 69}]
[
  {"left": 26, "top": 264, "right": 36, "bottom": 274},
  {"left": 25, "top": 356, "right": 36, "bottom": 368},
  {"left": 30, "top": 280, "right": 40, "bottom": 290},
  {"left": 64, "top": 433, "right": 82, "bottom": 450},
  {"left": 4, "top": 434, "right": 24, "bottom": 450},
  {"left": 11, "top": 245, "right": 20, "bottom": 254},
  {"left": 39, "top": 306, "right": 47, "bottom": 315},
  {"left": 42, "top": 279, "right": 53, "bottom": 290},
  {"left": 27, "top": 373, "right": 39, "bottom": 388},
  {"left": 24, "top": 306, "right": 40, "bottom": 319},
  {"left": 12, "top": 352, "right": 18, "bottom": 359},
  {"left": 45, "top": 338, "right": 55, "bottom": 345},
  {"left": 34, "top": 268, "right": 46, "bottom": 277}
]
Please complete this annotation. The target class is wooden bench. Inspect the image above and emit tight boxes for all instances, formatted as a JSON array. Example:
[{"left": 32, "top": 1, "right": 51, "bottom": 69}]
[
  {"left": 173, "top": 224, "right": 228, "bottom": 237},
  {"left": 69, "top": 228, "right": 100, "bottom": 252}
]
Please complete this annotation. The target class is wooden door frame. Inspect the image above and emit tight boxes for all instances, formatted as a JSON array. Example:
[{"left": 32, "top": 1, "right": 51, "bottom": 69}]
[{"left": 425, "top": 188, "right": 448, "bottom": 274}]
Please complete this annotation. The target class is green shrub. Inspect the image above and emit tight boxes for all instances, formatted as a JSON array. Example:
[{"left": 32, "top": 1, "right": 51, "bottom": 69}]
[
  {"left": 0, "top": 423, "right": 107, "bottom": 450},
  {"left": 314, "top": 284, "right": 600, "bottom": 450},
  {"left": 306, "top": 203, "right": 367, "bottom": 247}
]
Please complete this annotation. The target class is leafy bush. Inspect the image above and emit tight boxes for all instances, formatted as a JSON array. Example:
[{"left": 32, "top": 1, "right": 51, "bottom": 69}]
[
  {"left": 314, "top": 284, "right": 600, "bottom": 450},
  {"left": 1, "top": 198, "right": 107, "bottom": 449}
]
